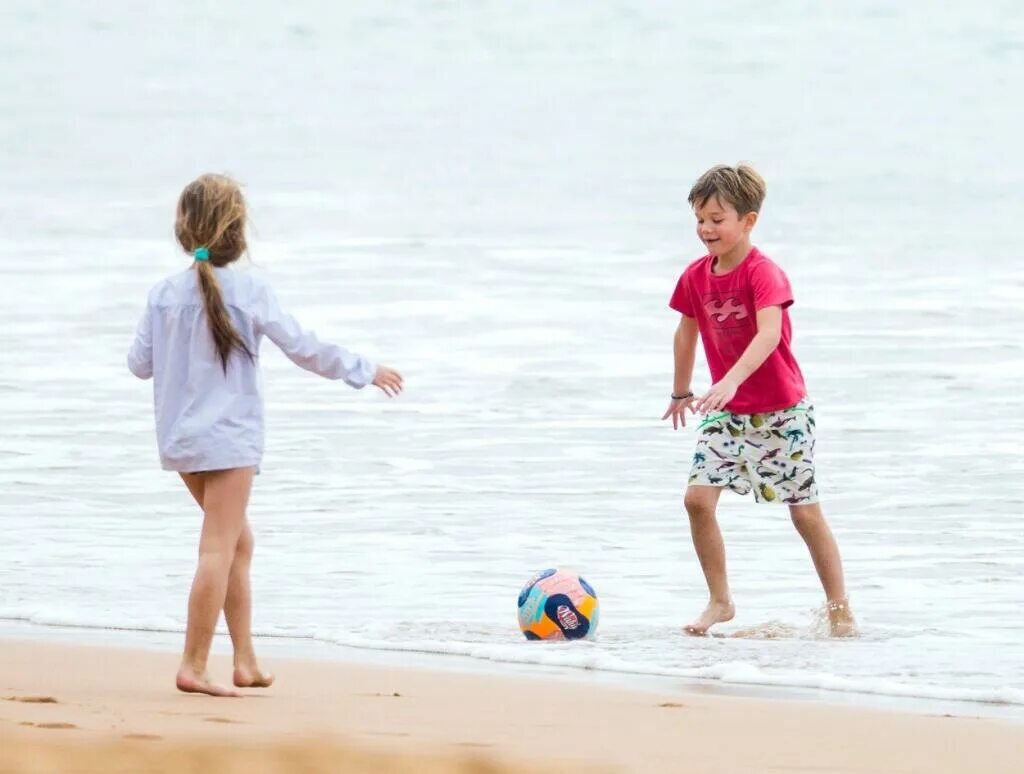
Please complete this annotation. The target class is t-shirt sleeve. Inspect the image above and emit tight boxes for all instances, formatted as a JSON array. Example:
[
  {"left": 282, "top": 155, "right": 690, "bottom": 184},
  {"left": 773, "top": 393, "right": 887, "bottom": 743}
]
[
  {"left": 750, "top": 261, "right": 794, "bottom": 310},
  {"left": 668, "top": 273, "right": 694, "bottom": 316}
]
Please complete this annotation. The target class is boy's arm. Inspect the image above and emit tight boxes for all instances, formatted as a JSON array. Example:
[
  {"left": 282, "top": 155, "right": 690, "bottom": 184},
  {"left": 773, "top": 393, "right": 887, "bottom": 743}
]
[
  {"left": 662, "top": 315, "right": 699, "bottom": 429},
  {"left": 695, "top": 305, "right": 782, "bottom": 413},
  {"left": 673, "top": 315, "right": 699, "bottom": 396}
]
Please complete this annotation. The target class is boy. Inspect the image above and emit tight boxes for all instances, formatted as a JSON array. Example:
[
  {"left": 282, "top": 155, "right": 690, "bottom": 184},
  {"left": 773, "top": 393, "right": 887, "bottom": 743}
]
[{"left": 662, "top": 163, "right": 857, "bottom": 637}]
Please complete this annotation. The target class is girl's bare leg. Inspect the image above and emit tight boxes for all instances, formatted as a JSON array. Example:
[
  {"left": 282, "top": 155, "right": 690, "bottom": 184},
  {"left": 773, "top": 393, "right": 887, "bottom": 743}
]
[
  {"left": 225, "top": 522, "right": 273, "bottom": 688},
  {"left": 179, "top": 471, "right": 271, "bottom": 689},
  {"left": 175, "top": 467, "right": 254, "bottom": 696}
]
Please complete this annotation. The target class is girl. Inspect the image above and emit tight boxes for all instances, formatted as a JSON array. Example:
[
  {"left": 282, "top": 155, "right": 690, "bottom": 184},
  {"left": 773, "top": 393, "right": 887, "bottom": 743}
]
[{"left": 128, "top": 174, "right": 403, "bottom": 697}]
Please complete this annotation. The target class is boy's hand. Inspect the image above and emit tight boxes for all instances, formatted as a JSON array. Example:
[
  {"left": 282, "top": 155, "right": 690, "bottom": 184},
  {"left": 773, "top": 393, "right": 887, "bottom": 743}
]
[
  {"left": 695, "top": 379, "right": 738, "bottom": 414},
  {"left": 661, "top": 395, "right": 696, "bottom": 430},
  {"left": 372, "top": 365, "right": 403, "bottom": 397}
]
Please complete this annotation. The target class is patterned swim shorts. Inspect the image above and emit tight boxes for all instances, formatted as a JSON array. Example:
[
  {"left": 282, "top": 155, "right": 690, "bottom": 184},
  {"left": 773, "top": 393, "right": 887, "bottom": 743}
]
[{"left": 688, "top": 399, "right": 819, "bottom": 505}]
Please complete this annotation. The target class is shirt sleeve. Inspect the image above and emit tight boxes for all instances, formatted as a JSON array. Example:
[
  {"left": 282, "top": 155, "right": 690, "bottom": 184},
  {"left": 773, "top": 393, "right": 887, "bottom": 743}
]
[
  {"left": 668, "top": 272, "right": 694, "bottom": 316},
  {"left": 253, "top": 282, "right": 377, "bottom": 389},
  {"left": 750, "top": 260, "right": 794, "bottom": 310},
  {"left": 127, "top": 302, "right": 154, "bottom": 379}
]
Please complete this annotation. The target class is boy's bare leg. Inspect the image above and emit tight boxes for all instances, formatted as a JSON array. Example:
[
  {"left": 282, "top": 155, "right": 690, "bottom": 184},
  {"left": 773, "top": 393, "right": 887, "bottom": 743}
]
[
  {"left": 684, "top": 485, "right": 735, "bottom": 635},
  {"left": 176, "top": 467, "right": 254, "bottom": 696},
  {"left": 789, "top": 502, "right": 858, "bottom": 637}
]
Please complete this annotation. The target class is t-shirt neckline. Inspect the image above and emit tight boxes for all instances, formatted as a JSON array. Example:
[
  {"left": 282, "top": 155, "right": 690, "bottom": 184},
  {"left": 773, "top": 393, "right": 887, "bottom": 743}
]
[{"left": 708, "top": 246, "right": 758, "bottom": 278}]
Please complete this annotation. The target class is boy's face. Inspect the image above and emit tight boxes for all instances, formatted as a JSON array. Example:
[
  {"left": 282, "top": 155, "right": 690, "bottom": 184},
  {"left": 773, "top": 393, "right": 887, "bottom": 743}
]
[{"left": 694, "top": 196, "right": 757, "bottom": 257}]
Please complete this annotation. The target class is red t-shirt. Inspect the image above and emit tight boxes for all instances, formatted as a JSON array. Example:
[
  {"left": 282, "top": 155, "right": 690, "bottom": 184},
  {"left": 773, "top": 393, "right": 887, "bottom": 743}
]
[{"left": 668, "top": 247, "right": 806, "bottom": 414}]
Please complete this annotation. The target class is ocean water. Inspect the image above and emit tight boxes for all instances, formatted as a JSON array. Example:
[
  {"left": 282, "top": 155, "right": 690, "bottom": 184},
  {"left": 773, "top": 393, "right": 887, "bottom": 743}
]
[{"left": 1, "top": 2, "right": 1023, "bottom": 713}]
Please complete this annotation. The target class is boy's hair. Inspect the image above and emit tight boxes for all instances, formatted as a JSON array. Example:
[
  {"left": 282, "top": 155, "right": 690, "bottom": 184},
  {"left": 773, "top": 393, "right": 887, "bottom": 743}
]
[
  {"left": 174, "top": 173, "right": 254, "bottom": 373},
  {"left": 688, "top": 164, "right": 766, "bottom": 216}
]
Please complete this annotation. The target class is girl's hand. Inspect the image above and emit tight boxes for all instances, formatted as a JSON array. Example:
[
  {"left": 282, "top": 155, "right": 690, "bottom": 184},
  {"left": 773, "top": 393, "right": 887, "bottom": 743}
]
[
  {"left": 372, "top": 365, "right": 403, "bottom": 397},
  {"left": 661, "top": 395, "right": 696, "bottom": 430},
  {"left": 695, "top": 379, "right": 738, "bottom": 414}
]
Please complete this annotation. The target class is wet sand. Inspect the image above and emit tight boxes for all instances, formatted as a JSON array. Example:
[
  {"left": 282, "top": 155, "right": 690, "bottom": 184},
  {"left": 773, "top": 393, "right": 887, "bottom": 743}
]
[{"left": 1, "top": 639, "right": 1021, "bottom": 773}]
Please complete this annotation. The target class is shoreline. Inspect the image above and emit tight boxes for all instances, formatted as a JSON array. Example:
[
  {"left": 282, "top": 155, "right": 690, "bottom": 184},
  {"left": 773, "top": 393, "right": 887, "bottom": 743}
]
[
  {"left": 1, "top": 636, "right": 1022, "bottom": 773},
  {"left": 1, "top": 618, "right": 1021, "bottom": 724}
]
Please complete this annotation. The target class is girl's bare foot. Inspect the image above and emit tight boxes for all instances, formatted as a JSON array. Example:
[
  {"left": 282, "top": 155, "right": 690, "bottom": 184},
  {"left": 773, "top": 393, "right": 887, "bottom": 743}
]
[
  {"left": 684, "top": 599, "right": 735, "bottom": 636},
  {"left": 827, "top": 598, "right": 859, "bottom": 638},
  {"left": 176, "top": 667, "right": 241, "bottom": 698},
  {"left": 233, "top": 664, "right": 274, "bottom": 689}
]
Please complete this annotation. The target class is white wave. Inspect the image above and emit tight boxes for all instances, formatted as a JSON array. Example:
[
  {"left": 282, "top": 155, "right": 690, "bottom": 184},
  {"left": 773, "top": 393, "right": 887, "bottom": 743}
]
[{"left": 4, "top": 611, "right": 1019, "bottom": 710}]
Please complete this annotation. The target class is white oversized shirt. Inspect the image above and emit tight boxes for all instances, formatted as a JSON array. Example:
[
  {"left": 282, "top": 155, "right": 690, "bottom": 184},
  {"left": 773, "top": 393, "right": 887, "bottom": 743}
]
[{"left": 127, "top": 266, "right": 375, "bottom": 472}]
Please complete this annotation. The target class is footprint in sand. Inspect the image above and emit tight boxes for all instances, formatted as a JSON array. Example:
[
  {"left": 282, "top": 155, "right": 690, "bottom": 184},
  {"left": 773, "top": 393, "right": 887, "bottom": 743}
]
[
  {"left": 22, "top": 722, "right": 77, "bottom": 730},
  {"left": 453, "top": 742, "right": 493, "bottom": 749},
  {"left": 4, "top": 696, "right": 58, "bottom": 704},
  {"left": 123, "top": 733, "right": 163, "bottom": 741},
  {"left": 204, "top": 716, "right": 243, "bottom": 724},
  {"left": 658, "top": 702, "right": 685, "bottom": 708}
]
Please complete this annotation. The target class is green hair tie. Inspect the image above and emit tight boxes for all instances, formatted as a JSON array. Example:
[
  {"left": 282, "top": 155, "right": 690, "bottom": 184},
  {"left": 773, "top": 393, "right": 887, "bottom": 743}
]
[{"left": 193, "top": 247, "right": 210, "bottom": 261}]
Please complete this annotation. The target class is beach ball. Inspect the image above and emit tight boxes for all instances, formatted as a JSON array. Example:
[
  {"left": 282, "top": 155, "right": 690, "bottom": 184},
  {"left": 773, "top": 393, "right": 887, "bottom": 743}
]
[{"left": 517, "top": 569, "right": 599, "bottom": 641}]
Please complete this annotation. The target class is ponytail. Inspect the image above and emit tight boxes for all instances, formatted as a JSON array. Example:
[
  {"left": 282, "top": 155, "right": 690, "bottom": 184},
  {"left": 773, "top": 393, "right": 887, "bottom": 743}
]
[
  {"left": 195, "top": 257, "right": 253, "bottom": 373},
  {"left": 176, "top": 174, "right": 254, "bottom": 374}
]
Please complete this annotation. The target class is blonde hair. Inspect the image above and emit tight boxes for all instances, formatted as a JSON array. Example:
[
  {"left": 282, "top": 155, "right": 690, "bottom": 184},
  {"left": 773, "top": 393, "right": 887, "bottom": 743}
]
[
  {"left": 174, "top": 174, "right": 254, "bottom": 373},
  {"left": 688, "top": 164, "right": 766, "bottom": 216}
]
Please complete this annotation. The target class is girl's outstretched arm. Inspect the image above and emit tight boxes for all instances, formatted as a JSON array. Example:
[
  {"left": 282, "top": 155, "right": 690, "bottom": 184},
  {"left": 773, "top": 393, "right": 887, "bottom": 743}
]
[{"left": 253, "top": 283, "right": 377, "bottom": 389}]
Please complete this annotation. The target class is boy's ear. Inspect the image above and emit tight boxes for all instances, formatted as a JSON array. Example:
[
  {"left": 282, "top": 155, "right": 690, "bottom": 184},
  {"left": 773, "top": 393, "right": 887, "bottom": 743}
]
[{"left": 743, "top": 211, "right": 759, "bottom": 232}]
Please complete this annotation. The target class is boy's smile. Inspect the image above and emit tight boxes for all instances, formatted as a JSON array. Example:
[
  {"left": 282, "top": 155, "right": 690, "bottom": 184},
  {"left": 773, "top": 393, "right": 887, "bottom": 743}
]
[{"left": 694, "top": 195, "right": 757, "bottom": 268}]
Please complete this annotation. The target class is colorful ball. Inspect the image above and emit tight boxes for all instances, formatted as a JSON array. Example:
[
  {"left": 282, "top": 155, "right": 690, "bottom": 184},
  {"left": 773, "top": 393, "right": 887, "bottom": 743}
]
[{"left": 517, "top": 569, "right": 599, "bottom": 641}]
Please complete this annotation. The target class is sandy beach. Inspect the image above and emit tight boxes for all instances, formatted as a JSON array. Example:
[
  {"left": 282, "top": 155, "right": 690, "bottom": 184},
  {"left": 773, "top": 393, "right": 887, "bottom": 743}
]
[
  {"left": 0, "top": 638, "right": 1020, "bottom": 773},
  {"left": 2, "top": 3, "right": 1022, "bottom": 772}
]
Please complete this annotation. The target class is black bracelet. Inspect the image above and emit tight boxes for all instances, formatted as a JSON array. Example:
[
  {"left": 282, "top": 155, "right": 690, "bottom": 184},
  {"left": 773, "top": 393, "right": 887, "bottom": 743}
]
[{"left": 671, "top": 391, "right": 694, "bottom": 400}]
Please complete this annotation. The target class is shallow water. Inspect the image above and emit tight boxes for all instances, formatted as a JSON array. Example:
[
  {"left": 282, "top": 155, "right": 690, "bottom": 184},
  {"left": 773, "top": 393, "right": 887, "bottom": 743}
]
[{"left": 1, "top": 1, "right": 1022, "bottom": 710}]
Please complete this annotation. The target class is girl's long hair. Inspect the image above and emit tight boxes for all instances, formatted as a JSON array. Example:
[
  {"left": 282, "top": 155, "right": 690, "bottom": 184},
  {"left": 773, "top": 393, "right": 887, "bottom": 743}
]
[{"left": 174, "top": 174, "right": 254, "bottom": 373}]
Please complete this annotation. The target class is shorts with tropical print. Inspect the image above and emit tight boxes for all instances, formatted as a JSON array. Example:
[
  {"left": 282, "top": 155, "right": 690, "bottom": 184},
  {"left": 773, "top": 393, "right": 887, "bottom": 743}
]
[{"left": 688, "top": 399, "right": 819, "bottom": 505}]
